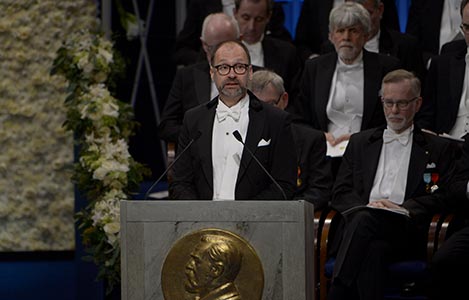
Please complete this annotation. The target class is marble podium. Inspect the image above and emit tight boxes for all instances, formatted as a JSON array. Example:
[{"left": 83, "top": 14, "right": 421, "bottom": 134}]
[{"left": 120, "top": 200, "right": 315, "bottom": 300}]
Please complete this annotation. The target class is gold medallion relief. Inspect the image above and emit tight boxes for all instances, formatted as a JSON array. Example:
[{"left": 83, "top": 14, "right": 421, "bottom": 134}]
[{"left": 162, "top": 228, "right": 264, "bottom": 300}]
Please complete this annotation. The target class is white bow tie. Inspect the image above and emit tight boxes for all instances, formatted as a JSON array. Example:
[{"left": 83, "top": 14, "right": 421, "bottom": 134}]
[
  {"left": 337, "top": 62, "right": 362, "bottom": 73},
  {"left": 216, "top": 106, "right": 241, "bottom": 122},
  {"left": 383, "top": 129, "right": 410, "bottom": 145}
]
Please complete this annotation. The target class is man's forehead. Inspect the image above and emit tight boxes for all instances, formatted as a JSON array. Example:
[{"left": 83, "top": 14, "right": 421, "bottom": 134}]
[
  {"left": 213, "top": 45, "right": 248, "bottom": 64},
  {"left": 333, "top": 24, "right": 363, "bottom": 31}
]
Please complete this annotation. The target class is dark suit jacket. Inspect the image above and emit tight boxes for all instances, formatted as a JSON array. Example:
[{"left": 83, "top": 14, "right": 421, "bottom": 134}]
[
  {"left": 448, "top": 134, "right": 469, "bottom": 215},
  {"left": 294, "top": 0, "right": 400, "bottom": 62},
  {"left": 329, "top": 126, "right": 457, "bottom": 292},
  {"left": 321, "top": 26, "right": 426, "bottom": 83},
  {"left": 291, "top": 118, "right": 332, "bottom": 209},
  {"left": 417, "top": 39, "right": 467, "bottom": 134},
  {"left": 158, "top": 62, "right": 211, "bottom": 143},
  {"left": 261, "top": 36, "right": 302, "bottom": 111},
  {"left": 298, "top": 50, "right": 400, "bottom": 132},
  {"left": 170, "top": 91, "right": 297, "bottom": 200},
  {"left": 172, "top": 0, "right": 292, "bottom": 66},
  {"left": 405, "top": 0, "right": 457, "bottom": 65},
  {"left": 378, "top": 27, "right": 426, "bottom": 82},
  {"left": 332, "top": 126, "right": 456, "bottom": 223}
]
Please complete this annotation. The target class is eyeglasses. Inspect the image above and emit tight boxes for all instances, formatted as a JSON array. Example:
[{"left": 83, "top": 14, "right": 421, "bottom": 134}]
[
  {"left": 212, "top": 63, "right": 250, "bottom": 75},
  {"left": 461, "top": 23, "right": 469, "bottom": 33},
  {"left": 381, "top": 97, "right": 418, "bottom": 110}
]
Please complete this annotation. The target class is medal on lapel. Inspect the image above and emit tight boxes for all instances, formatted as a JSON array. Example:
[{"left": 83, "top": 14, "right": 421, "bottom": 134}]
[
  {"left": 424, "top": 162, "right": 439, "bottom": 193},
  {"left": 430, "top": 173, "right": 439, "bottom": 193},
  {"left": 423, "top": 173, "right": 431, "bottom": 193}
]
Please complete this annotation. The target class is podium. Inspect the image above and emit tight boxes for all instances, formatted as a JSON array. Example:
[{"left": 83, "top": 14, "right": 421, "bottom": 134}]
[{"left": 120, "top": 200, "right": 315, "bottom": 300}]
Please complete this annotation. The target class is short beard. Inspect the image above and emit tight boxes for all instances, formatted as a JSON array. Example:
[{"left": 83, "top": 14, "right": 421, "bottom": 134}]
[{"left": 220, "top": 86, "right": 246, "bottom": 100}]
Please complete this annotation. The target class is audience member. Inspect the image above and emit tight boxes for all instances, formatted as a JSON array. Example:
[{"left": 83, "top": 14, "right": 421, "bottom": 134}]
[
  {"left": 327, "top": 69, "right": 457, "bottom": 300},
  {"left": 320, "top": 0, "right": 426, "bottom": 82},
  {"left": 170, "top": 40, "right": 297, "bottom": 200},
  {"left": 429, "top": 134, "right": 469, "bottom": 300},
  {"left": 172, "top": 0, "right": 292, "bottom": 66},
  {"left": 233, "top": 0, "right": 302, "bottom": 113},
  {"left": 250, "top": 69, "right": 332, "bottom": 209},
  {"left": 298, "top": 2, "right": 400, "bottom": 149},
  {"left": 294, "top": 0, "right": 401, "bottom": 62},
  {"left": 158, "top": 13, "right": 240, "bottom": 143},
  {"left": 417, "top": 0, "right": 469, "bottom": 139},
  {"left": 406, "top": 0, "right": 465, "bottom": 67}
]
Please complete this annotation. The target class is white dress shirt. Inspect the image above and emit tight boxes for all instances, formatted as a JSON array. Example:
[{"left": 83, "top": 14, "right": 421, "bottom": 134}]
[
  {"left": 369, "top": 126, "right": 414, "bottom": 205},
  {"left": 327, "top": 52, "right": 364, "bottom": 138},
  {"left": 243, "top": 39, "right": 264, "bottom": 67},
  {"left": 221, "top": 0, "right": 235, "bottom": 16},
  {"left": 364, "top": 30, "right": 380, "bottom": 53},
  {"left": 439, "top": 0, "right": 462, "bottom": 52},
  {"left": 212, "top": 95, "right": 250, "bottom": 200}
]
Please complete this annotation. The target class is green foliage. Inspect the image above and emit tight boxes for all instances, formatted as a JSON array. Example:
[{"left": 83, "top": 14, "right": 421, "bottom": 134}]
[{"left": 51, "top": 29, "right": 150, "bottom": 295}]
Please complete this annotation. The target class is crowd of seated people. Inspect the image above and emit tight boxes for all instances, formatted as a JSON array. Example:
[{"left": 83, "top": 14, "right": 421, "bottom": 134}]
[{"left": 157, "top": 0, "right": 469, "bottom": 299}]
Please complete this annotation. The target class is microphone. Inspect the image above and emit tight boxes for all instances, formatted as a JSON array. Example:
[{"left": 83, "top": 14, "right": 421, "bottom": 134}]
[
  {"left": 143, "top": 131, "right": 202, "bottom": 199},
  {"left": 232, "top": 130, "right": 287, "bottom": 200}
]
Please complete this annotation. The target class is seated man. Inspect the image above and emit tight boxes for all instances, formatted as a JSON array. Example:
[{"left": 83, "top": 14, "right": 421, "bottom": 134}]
[
  {"left": 321, "top": 0, "right": 425, "bottom": 83},
  {"left": 298, "top": 2, "right": 400, "bottom": 150},
  {"left": 327, "top": 69, "right": 457, "bottom": 300},
  {"left": 416, "top": 0, "right": 469, "bottom": 138},
  {"left": 429, "top": 134, "right": 469, "bottom": 300},
  {"left": 158, "top": 13, "right": 240, "bottom": 143},
  {"left": 250, "top": 69, "right": 332, "bottom": 209},
  {"left": 172, "top": 0, "right": 292, "bottom": 66},
  {"left": 233, "top": 0, "right": 302, "bottom": 113}
]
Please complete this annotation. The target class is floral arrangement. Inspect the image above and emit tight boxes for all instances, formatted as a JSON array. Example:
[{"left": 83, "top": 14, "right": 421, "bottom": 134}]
[
  {"left": 0, "top": 0, "right": 98, "bottom": 251},
  {"left": 51, "top": 29, "right": 149, "bottom": 293}
]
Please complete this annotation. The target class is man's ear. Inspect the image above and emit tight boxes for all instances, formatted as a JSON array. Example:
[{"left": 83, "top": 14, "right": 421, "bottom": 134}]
[
  {"left": 278, "top": 92, "right": 289, "bottom": 110},
  {"left": 210, "top": 66, "right": 215, "bottom": 80}
]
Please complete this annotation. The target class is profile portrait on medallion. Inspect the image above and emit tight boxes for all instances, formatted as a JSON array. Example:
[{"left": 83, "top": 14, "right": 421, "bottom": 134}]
[{"left": 162, "top": 228, "right": 264, "bottom": 300}]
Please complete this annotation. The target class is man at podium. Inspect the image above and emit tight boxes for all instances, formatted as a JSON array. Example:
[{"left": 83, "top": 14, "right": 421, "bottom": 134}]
[{"left": 169, "top": 40, "right": 297, "bottom": 200}]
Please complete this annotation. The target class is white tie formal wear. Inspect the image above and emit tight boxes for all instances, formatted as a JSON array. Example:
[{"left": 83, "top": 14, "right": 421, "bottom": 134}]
[{"left": 212, "top": 96, "right": 249, "bottom": 200}]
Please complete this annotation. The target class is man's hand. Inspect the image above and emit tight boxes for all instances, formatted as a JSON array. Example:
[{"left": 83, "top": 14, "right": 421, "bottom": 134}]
[
  {"left": 325, "top": 132, "right": 351, "bottom": 146},
  {"left": 367, "top": 199, "right": 402, "bottom": 209}
]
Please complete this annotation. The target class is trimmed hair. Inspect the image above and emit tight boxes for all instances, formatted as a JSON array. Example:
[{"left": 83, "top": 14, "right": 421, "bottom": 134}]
[
  {"left": 250, "top": 69, "right": 285, "bottom": 94},
  {"left": 382, "top": 69, "right": 421, "bottom": 97},
  {"left": 329, "top": 2, "right": 371, "bottom": 35}
]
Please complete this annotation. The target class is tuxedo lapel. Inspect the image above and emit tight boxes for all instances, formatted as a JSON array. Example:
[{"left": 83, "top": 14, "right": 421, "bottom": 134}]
[
  {"left": 316, "top": 53, "right": 337, "bottom": 130},
  {"left": 194, "top": 63, "right": 212, "bottom": 104},
  {"left": 362, "top": 129, "right": 384, "bottom": 196},
  {"left": 199, "top": 99, "right": 217, "bottom": 191},
  {"left": 405, "top": 131, "right": 430, "bottom": 198},
  {"left": 449, "top": 54, "right": 466, "bottom": 119},
  {"left": 237, "top": 97, "right": 265, "bottom": 183}
]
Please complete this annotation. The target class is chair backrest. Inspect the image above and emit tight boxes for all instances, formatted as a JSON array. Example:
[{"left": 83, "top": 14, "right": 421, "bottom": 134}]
[{"left": 315, "top": 211, "right": 456, "bottom": 300}]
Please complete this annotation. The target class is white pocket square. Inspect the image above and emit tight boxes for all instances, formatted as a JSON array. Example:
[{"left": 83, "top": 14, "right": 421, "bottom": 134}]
[
  {"left": 426, "top": 162, "right": 436, "bottom": 169},
  {"left": 257, "top": 138, "right": 271, "bottom": 147}
]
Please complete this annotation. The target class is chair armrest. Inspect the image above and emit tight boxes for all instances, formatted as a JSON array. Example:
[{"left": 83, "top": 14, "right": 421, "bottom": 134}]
[
  {"left": 317, "top": 208, "right": 340, "bottom": 300},
  {"left": 426, "top": 213, "right": 455, "bottom": 262}
]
